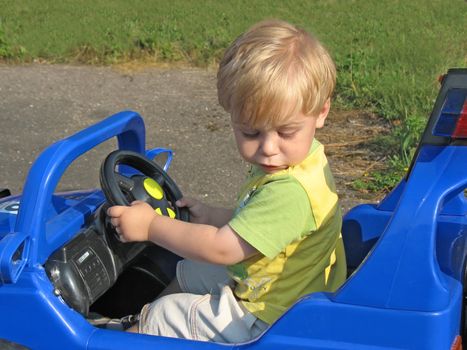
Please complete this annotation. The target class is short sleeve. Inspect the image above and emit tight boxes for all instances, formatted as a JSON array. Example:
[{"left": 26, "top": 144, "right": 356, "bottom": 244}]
[{"left": 228, "top": 175, "right": 316, "bottom": 259}]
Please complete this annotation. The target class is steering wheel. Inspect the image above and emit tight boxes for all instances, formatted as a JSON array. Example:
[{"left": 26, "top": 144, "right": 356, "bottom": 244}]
[{"left": 99, "top": 150, "right": 190, "bottom": 222}]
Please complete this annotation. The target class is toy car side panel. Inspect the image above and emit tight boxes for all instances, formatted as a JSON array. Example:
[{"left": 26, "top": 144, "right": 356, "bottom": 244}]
[
  {"left": 0, "top": 268, "right": 92, "bottom": 350},
  {"left": 262, "top": 290, "right": 462, "bottom": 349},
  {"left": 336, "top": 145, "right": 467, "bottom": 310},
  {"left": 87, "top": 331, "right": 233, "bottom": 350}
]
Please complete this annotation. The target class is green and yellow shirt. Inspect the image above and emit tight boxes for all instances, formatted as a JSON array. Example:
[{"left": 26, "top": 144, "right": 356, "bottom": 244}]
[{"left": 228, "top": 139, "right": 346, "bottom": 324}]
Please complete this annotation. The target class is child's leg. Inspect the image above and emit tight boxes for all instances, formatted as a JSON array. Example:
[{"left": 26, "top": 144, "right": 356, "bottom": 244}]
[
  {"left": 127, "top": 259, "right": 233, "bottom": 334},
  {"left": 155, "top": 259, "right": 231, "bottom": 299},
  {"left": 137, "top": 285, "right": 268, "bottom": 342},
  {"left": 176, "top": 259, "right": 233, "bottom": 295}
]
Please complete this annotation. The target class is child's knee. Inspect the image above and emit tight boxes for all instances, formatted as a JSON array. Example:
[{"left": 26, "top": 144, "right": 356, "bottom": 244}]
[{"left": 138, "top": 293, "right": 200, "bottom": 338}]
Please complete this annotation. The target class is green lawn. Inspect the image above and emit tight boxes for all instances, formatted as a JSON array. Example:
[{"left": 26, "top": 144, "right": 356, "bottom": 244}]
[{"left": 1, "top": 0, "right": 466, "bottom": 187}]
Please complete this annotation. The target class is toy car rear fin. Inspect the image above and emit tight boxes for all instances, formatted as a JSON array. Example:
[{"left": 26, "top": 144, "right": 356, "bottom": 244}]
[
  {"left": 416, "top": 68, "right": 467, "bottom": 148},
  {"left": 405, "top": 69, "right": 467, "bottom": 178},
  {"left": 433, "top": 88, "right": 467, "bottom": 139}
]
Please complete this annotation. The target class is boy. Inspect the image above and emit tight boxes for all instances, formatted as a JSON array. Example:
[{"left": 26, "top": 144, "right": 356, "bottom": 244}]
[{"left": 107, "top": 19, "right": 346, "bottom": 343}]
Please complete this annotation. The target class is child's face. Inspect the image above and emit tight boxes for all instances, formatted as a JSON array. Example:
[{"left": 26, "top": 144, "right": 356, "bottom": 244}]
[{"left": 231, "top": 100, "right": 330, "bottom": 174}]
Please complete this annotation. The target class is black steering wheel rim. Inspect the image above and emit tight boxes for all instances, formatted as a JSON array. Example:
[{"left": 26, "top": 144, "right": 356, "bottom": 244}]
[{"left": 100, "top": 150, "right": 189, "bottom": 222}]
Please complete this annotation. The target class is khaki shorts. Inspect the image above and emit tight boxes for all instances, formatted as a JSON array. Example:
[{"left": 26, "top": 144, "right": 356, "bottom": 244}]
[{"left": 138, "top": 259, "right": 268, "bottom": 343}]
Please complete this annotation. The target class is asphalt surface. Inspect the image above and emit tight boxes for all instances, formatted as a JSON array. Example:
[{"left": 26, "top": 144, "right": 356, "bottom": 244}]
[
  {"left": 0, "top": 64, "right": 380, "bottom": 212},
  {"left": 0, "top": 64, "right": 251, "bottom": 208}
]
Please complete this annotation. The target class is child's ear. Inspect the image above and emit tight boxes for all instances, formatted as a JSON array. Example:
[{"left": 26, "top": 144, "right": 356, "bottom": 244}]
[{"left": 316, "top": 98, "right": 331, "bottom": 128}]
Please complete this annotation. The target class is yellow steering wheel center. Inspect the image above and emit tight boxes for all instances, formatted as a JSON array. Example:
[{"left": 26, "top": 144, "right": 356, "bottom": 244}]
[{"left": 143, "top": 178, "right": 164, "bottom": 200}]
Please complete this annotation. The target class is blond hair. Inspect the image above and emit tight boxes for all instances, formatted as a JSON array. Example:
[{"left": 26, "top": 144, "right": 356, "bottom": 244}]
[{"left": 217, "top": 19, "right": 336, "bottom": 128}]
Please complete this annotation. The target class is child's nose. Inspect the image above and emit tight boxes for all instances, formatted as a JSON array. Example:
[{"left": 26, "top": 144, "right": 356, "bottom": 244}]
[{"left": 260, "top": 133, "right": 279, "bottom": 156}]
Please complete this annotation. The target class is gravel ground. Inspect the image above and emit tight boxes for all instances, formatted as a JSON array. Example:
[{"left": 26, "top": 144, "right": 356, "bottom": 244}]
[{"left": 0, "top": 64, "right": 386, "bottom": 213}]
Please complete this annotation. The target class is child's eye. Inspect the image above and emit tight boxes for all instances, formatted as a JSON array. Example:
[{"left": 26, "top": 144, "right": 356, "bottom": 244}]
[
  {"left": 278, "top": 130, "right": 297, "bottom": 138},
  {"left": 241, "top": 130, "right": 259, "bottom": 138}
]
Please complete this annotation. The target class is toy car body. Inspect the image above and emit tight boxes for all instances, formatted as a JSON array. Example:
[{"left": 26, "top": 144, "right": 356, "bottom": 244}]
[{"left": 0, "top": 68, "right": 466, "bottom": 349}]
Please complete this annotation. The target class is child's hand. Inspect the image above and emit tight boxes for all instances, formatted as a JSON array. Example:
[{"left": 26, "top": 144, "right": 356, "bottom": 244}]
[
  {"left": 175, "top": 197, "right": 210, "bottom": 224},
  {"left": 107, "top": 201, "right": 156, "bottom": 242}
]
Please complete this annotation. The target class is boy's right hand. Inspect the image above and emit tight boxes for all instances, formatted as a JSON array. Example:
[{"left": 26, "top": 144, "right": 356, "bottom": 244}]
[
  {"left": 175, "top": 197, "right": 210, "bottom": 224},
  {"left": 107, "top": 201, "right": 156, "bottom": 242}
]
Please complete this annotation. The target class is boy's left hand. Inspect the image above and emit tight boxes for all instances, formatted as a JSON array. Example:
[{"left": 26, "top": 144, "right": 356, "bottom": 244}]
[
  {"left": 107, "top": 201, "right": 156, "bottom": 242},
  {"left": 175, "top": 197, "right": 210, "bottom": 224}
]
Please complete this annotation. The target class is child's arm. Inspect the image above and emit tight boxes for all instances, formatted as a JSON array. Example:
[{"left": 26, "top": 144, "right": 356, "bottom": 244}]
[
  {"left": 175, "top": 197, "right": 234, "bottom": 228},
  {"left": 107, "top": 201, "right": 257, "bottom": 265}
]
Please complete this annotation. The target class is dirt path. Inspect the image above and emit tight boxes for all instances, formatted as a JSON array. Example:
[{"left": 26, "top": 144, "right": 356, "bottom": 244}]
[{"left": 0, "top": 64, "right": 387, "bottom": 213}]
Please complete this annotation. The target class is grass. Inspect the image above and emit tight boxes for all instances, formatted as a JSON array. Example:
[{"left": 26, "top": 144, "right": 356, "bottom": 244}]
[{"left": 0, "top": 0, "right": 466, "bottom": 191}]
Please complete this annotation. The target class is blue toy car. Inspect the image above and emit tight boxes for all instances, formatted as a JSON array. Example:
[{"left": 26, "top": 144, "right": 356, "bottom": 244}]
[{"left": 0, "top": 68, "right": 466, "bottom": 350}]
